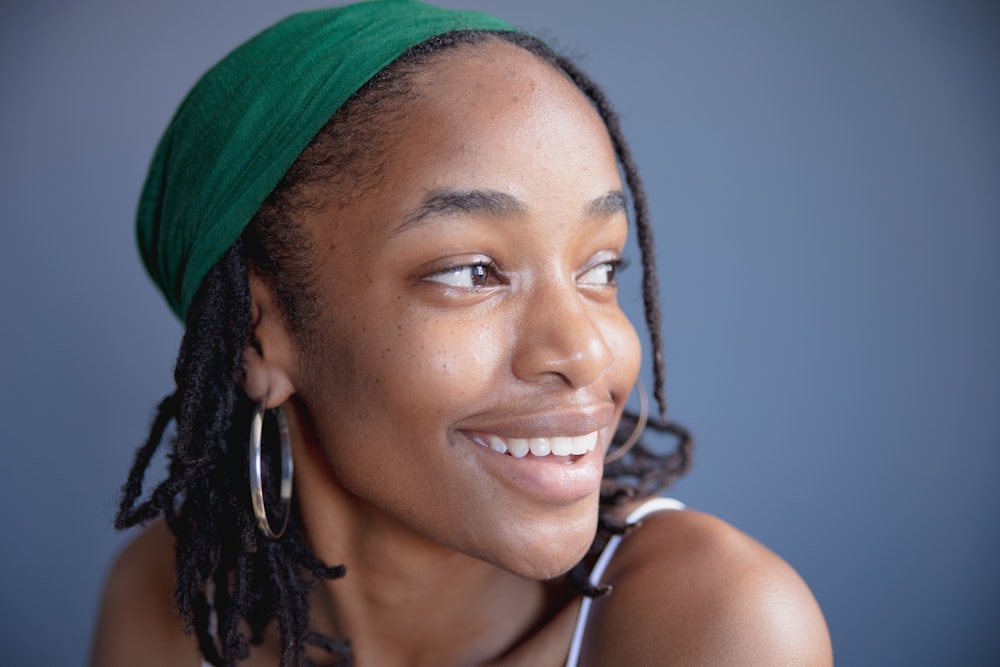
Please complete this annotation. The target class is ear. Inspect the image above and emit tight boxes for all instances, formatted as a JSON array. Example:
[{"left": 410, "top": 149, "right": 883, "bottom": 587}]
[{"left": 241, "top": 271, "right": 298, "bottom": 409}]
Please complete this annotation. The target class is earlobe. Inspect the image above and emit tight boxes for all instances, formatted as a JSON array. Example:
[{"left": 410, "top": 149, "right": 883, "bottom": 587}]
[{"left": 242, "top": 272, "right": 298, "bottom": 408}]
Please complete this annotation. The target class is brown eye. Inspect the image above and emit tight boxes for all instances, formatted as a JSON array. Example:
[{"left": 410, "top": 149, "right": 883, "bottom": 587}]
[
  {"left": 426, "top": 263, "right": 492, "bottom": 288},
  {"left": 579, "top": 260, "right": 622, "bottom": 286},
  {"left": 469, "top": 264, "right": 489, "bottom": 286}
]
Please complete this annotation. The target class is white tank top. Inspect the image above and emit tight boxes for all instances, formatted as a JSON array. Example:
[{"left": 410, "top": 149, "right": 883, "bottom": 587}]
[{"left": 564, "top": 496, "right": 685, "bottom": 667}]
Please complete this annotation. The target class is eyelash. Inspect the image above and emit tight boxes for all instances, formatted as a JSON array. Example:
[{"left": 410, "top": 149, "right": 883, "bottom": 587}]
[
  {"left": 424, "top": 257, "right": 628, "bottom": 289},
  {"left": 580, "top": 257, "right": 628, "bottom": 287},
  {"left": 425, "top": 261, "right": 500, "bottom": 289}
]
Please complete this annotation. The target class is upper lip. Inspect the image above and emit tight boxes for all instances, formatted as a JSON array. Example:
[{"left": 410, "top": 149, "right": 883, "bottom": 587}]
[{"left": 454, "top": 401, "right": 617, "bottom": 440}]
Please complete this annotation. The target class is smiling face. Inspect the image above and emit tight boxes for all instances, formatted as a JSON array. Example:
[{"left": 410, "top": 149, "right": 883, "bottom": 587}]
[{"left": 281, "top": 39, "right": 641, "bottom": 578}]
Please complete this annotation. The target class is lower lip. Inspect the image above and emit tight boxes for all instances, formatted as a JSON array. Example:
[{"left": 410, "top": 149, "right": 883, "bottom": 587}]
[{"left": 461, "top": 433, "right": 605, "bottom": 504}]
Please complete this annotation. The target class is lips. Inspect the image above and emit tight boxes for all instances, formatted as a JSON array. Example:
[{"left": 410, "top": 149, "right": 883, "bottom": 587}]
[
  {"left": 461, "top": 424, "right": 606, "bottom": 504},
  {"left": 469, "top": 432, "right": 599, "bottom": 458},
  {"left": 453, "top": 403, "right": 614, "bottom": 501}
]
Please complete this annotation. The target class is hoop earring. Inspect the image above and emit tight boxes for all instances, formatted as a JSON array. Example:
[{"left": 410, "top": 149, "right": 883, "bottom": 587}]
[
  {"left": 605, "top": 379, "right": 649, "bottom": 464},
  {"left": 249, "top": 401, "right": 293, "bottom": 539}
]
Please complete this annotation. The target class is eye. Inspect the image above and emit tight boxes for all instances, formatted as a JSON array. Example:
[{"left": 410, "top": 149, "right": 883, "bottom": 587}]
[
  {"left": 579, "top": 258, "right": 626, "bottom": 286},
  {"left": 425, "top": 262, "right": 493, "bottom": 288}
]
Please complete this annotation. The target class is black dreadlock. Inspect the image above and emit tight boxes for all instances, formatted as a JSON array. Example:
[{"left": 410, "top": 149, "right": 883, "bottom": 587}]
[{"left": 115, "top": 29, "right": 692, "bottom": 667}]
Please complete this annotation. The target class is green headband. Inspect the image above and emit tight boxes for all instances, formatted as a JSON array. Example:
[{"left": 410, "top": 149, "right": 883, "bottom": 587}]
[{"left": 137, "top": 0, "right": 515, "bottom": 321}]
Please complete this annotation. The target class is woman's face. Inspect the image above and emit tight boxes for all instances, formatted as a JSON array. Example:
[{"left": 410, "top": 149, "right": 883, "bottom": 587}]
[{"left": 288, "top": 40, "right": 641, "bottom": 578}]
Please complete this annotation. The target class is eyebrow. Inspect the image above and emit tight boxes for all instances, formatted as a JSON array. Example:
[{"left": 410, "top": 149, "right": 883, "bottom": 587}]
[
  {"left": 394, "top": 188, "right": 627, "bottom": 235},
  {"left": 585, "top": 190, "right": 627, "bottom": 219}
]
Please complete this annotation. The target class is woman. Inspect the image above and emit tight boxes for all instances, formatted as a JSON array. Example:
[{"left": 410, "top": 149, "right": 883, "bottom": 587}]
[{"left": 91, "top": 2, "right": 832, "bottom": 665}]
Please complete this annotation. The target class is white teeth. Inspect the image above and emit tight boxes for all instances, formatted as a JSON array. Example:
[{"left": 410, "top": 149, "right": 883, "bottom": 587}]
[
  {"left": 507, "top": 438, "right": 530, "bottom": 458},
  {"left": 473, "top": 432, "right": 599, "bottom": 458},
  {"left": 571, "top": 432, "right": 598, "bottom": 455},
  {"left": 488, "top": 435, "right": 508, "bottom": 454},
  {"left": 550, "top": 437, "right": 573, "bottom": 456},
  {"left": 528, "top": 437, "right": 551, "bottom": 456}
]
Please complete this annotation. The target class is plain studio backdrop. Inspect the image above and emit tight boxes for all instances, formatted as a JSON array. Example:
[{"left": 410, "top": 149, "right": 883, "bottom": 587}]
[{"left": 1, "top": 1, "right": 997, "bottom": 665}]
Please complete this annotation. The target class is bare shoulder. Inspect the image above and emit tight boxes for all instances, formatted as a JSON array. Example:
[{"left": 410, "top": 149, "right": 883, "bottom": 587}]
[
  {"left": 90, "top": 519, "right": 200, "bottom": 667},
  {"left": 581, "top": 507, "right": 832, "bottom": 666}
]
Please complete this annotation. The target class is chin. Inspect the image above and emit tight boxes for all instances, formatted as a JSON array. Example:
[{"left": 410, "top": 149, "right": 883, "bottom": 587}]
[
  {"left": 487, "top": 516, "right": 598, "bottom": 581},
  {"left": 513, "top": 544, "right": 592, "bottom": 581}
]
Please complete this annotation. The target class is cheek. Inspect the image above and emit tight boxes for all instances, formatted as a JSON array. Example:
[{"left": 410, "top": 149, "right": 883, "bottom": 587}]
[
  {"left": 383, "top": 312, "right": 508, "bottom": 411},
  {"left": 304, "top": 307, "right": 508, "bottom": 451}
]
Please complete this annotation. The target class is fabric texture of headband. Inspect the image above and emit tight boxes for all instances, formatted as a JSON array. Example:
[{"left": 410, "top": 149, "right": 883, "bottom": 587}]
[{"left": 136, "top": 0, "right": 515, "bottom": 321}]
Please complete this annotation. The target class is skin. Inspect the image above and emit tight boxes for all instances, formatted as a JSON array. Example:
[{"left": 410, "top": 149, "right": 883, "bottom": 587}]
[{"left": 91, "top": 40, "right": 832, "bottom": 666}]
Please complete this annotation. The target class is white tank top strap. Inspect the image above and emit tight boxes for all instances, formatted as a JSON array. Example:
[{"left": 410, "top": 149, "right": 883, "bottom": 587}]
[{"left": 564, "top": 497, "right": 686, "bottom": 667}]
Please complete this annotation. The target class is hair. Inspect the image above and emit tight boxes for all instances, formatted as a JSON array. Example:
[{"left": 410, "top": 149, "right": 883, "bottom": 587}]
[{"left": 116, "top": 29, "right": 693, "bottom": 667}]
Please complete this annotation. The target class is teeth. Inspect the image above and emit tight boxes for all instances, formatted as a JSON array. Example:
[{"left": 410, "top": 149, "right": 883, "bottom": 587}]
[
  {"left": 529, "top": 437, "right": 551, "bottom": 456},
  {"left": 472, "top": 432, "right": 598, "bottom": 458},
  {"left": 507, "top": 438, "right": 530, "bottom": 458},
  {"left": 550, "top": 437, "right": 572, "bottom": 456},
  {"left": 571, "top": 432, "right": 597, "bottom": 455},
  {"left": 488, "top": 435, "right": 508, "bottom": 454}
]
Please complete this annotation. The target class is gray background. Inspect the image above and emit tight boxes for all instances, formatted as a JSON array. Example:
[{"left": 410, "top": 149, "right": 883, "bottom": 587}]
[{"left": 1, "top": 0, "right": 998, "bottom": 665}]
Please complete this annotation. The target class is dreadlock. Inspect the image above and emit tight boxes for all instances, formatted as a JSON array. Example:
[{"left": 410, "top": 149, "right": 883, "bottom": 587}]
[{"left": 116, "top": 29, "right": 692, "bottom": 667}]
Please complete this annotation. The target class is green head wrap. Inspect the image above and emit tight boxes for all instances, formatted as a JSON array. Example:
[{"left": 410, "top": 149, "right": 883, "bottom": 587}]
[{"left": 137, "top": 0, "right": 515, "bottom": 321}]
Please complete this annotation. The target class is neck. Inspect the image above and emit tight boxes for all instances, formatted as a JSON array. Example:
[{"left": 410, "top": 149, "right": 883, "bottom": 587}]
[{"left": 290, "top": 419, "right": 563, "bottom": 666}]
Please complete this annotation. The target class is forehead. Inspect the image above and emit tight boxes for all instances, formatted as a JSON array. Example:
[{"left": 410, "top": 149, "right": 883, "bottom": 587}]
[
  {"left": 306, "top": 39, "right": 621, "bottom": 244},
  {"left": 404, "top": 39, "right": 610, "bottom": 160}
]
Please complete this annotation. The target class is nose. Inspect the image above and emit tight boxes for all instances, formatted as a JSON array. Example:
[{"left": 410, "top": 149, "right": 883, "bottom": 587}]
[{"left": 510, "top": 278, "right": 614, "bottom": 388}]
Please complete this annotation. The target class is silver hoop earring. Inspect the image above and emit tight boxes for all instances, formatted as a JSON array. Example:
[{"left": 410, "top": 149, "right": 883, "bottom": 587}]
[
  {"left": 605, "top": 379, "right": 649, "bottom": 464},
  {"left": 249, "top": 402, "right": 293, "bottom": 539}
]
